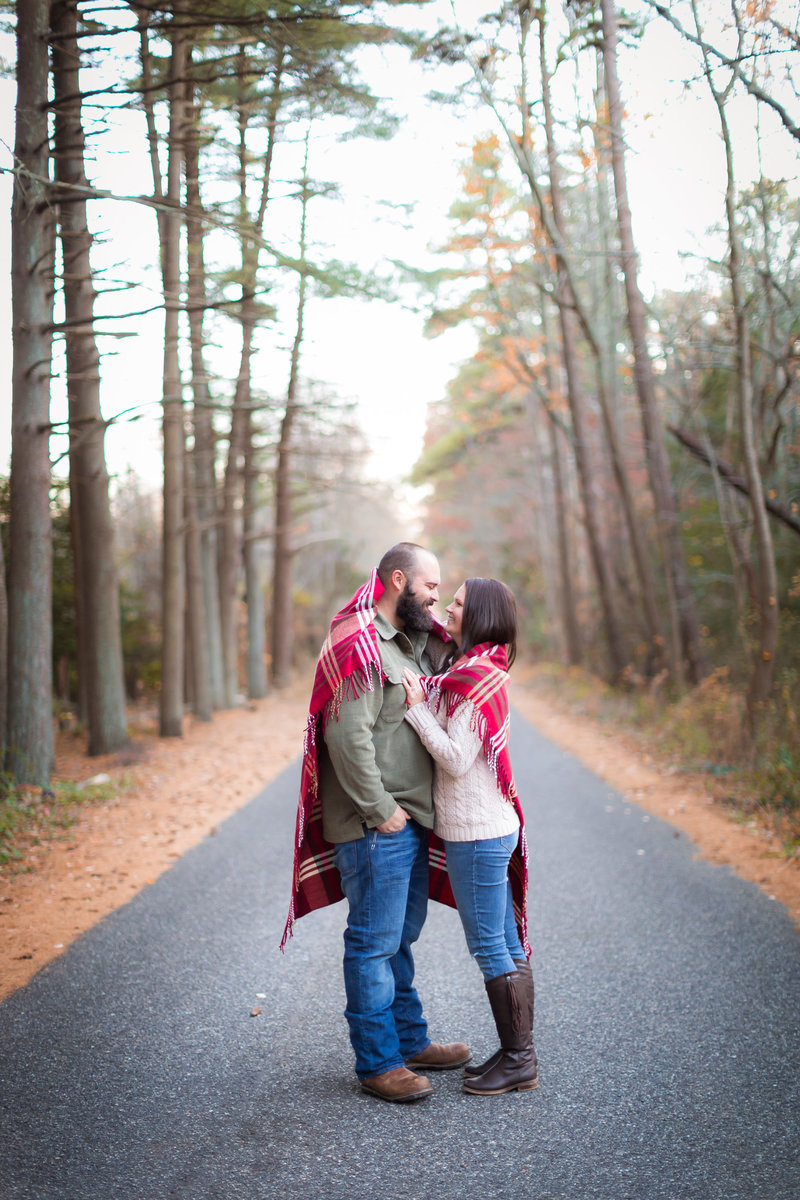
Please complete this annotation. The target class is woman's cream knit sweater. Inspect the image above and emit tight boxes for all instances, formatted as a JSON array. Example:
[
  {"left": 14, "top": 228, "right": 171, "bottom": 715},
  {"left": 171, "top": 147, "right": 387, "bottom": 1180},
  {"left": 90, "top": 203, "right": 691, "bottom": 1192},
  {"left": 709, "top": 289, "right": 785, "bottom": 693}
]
[{"left": 404, "top": 698, "right": 520, "bottom": 842}]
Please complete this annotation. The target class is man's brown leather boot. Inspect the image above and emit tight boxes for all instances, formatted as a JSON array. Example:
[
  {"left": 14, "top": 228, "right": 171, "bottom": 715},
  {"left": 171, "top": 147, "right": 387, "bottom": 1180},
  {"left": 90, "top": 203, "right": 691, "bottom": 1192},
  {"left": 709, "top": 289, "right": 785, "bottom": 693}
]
[
  {"left": 404, "top": 1041, "right": 471, "bottom": 1070},
  {"left": 360, "top": 1066, "right": 433, "bottom": 1102}
]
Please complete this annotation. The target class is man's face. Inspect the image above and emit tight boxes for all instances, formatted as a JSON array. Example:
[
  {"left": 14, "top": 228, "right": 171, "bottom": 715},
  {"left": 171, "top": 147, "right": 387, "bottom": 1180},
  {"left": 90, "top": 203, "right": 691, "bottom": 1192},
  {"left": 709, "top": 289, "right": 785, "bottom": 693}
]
[{"left": 396, "top": 553, "right": 440, "bottom": 632}]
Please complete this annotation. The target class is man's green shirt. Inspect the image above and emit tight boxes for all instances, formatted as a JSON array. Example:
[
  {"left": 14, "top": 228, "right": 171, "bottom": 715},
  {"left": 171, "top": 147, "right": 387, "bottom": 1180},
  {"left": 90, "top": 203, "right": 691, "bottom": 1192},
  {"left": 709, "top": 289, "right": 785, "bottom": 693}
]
[{"left": 320, "top": 610, "right": 436, "bottom": 843}]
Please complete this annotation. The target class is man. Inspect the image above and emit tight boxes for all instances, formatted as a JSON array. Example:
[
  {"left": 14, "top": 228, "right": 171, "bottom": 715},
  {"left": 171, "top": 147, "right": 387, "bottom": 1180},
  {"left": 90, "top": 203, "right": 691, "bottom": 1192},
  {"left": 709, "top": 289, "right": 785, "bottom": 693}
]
[{"left": 282, "top": 542, "right": 470, "bottom": 1102}]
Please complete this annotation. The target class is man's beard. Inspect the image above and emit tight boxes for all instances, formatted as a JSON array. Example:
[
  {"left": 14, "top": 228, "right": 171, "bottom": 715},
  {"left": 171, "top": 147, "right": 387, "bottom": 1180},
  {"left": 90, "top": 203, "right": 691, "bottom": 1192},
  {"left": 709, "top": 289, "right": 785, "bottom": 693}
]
[{"left": 396, "top": 582, "right": 434, "bottom": 633}]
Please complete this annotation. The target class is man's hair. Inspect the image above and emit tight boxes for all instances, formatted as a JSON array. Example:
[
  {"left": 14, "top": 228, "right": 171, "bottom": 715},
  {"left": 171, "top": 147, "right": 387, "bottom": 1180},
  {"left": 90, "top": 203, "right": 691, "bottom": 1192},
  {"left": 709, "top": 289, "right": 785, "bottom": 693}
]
[
  {"left": 460, "top": 577, "right": 518, "bottom": 667},
  {"left": 377, "top": 542, "right": 427, "bottom": 587}
]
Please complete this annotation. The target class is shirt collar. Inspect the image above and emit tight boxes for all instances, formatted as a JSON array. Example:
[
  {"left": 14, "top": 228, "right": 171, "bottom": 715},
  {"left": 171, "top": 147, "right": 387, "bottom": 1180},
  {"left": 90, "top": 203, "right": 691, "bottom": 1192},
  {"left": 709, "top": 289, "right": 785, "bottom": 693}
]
[
  {"left": 374, "top": 609, "right": 401, "bottom": 641},
  {"left": 373, "top": 609, "right": 429, "bottom": 653}
]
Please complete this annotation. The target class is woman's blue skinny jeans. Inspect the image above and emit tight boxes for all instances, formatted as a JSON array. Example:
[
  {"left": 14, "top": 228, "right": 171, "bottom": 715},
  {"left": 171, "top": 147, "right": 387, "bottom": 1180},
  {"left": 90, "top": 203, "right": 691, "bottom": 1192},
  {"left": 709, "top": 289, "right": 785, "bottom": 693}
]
[{"left": 444, "top": 830, "right": 524, "bottom": 981}]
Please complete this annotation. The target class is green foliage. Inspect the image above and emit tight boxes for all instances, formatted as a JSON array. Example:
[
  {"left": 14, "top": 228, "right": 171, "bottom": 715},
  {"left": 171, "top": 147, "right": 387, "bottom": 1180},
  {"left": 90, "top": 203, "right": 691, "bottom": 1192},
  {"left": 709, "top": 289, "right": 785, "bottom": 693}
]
[
  {"left": 120, "top": 584, "right": 161, "bottom": 696},
  {"left": 0, "top": 773, "right": 25, "bottom": 866},
  {"left": 424, "top": 303, "right": 475, "bottom": 335},
  {"left": 2, "top": 477, "right": 163, "bottom": 704},
  {"left": 346, "top": 115, "right": 400, "bottom": 140},
  {"left": 674, "top": 457, "right": 800, "bottom": 689},
  {"left": 309, "top": 257, "right": 392, "bottom": 301},
  {"left": 410, "top": 425, "right": 472, "bottom": 481},
  {"left": 411, "top": 28, "right": 467, "bottom": 67},
  {"left": 0, "top": 2, "right": 13, "bottom": 69},
  {"left": 527, "top": 662, "right": 800, "bottom": 842},
  {"left": 51, "top": 483, "right": 77, "bottom": 701},
  {"left": 754, "top": 742, "right": 798, "bottom": 813},
  {"left": 698, "top": 365, "right": 733, "bottom": 432},
  {"left": 655, "top": 671, "right": 800, "bottom": 821},
  {"left": 0, "top": 775, "right": 118, "bottom": 872}
]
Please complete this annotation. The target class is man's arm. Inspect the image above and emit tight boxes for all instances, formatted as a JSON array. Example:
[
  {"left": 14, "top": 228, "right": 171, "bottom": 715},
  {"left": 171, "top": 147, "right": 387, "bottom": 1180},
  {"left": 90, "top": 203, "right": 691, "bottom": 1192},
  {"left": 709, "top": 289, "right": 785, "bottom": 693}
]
[{"left": 323, "top": 675, "right": 406, "bottom": 832}]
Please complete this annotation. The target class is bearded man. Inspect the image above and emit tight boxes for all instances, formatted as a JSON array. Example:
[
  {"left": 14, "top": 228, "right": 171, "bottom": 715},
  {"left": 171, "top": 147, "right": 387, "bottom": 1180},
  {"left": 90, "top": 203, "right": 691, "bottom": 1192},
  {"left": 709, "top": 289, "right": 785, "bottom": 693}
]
[{"left": 283, "top": 542, "right": 470, "bottom": 1102}]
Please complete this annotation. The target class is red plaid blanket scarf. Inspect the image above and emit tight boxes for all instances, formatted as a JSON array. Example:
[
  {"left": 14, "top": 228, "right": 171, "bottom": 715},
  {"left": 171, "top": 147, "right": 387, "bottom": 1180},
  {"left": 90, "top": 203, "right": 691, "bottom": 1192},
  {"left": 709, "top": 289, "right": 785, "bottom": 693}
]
[
  {"left": 280, "top": 575, "right": 529, "bottom": 958},
  {"left": 280, "top": 569, "right": 453, "bottom": 950},
  {"left": 421, "top": 641, "right": 530, "bottom": 957}
]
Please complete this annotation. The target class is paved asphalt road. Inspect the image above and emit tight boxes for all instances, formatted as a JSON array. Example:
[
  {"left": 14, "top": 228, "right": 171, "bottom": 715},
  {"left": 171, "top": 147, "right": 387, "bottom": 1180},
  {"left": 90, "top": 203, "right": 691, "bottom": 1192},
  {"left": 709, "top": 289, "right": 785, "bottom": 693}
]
[{"left": 1, "top": 712, "right": 799, "bottom": 1200}]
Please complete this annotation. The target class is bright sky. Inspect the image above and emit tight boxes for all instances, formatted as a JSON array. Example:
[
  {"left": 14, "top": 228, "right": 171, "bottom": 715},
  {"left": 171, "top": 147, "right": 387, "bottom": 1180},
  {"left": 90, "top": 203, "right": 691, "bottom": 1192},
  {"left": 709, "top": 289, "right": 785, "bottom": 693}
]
[{"left": 0, "top": 0, "right": 797, "bottom": 493}]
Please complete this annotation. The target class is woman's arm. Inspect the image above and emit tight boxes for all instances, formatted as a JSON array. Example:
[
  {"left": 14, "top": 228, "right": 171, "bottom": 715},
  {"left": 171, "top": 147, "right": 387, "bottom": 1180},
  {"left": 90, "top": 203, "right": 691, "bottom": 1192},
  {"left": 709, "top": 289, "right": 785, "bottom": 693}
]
[{"left": 403, "top": 696, "right": 484, "bottom": 778}]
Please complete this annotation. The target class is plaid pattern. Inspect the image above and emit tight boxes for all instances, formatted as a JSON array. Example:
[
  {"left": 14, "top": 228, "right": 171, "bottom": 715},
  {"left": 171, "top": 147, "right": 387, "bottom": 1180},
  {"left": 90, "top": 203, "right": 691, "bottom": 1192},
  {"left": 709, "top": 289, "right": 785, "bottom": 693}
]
[
  {"left": 280, "top": 570, "right": 453, "bottom": 950},
  {"left": 423, "top": 641, "right": 531, "bottom": 957}
]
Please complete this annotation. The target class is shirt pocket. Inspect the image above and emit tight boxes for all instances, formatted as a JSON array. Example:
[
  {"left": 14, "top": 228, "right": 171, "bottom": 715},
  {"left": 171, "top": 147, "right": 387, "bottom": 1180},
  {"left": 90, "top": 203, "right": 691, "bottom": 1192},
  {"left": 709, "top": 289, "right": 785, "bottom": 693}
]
[{"left": 375, "top": 662, "right": 406, "bottom": 728}]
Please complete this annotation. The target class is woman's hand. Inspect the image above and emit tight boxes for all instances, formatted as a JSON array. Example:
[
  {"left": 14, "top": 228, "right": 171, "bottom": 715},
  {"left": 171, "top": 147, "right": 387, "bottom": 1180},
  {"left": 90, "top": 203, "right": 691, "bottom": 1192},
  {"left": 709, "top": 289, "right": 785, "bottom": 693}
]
[{"left": 402, "top": 668, "right": 425, "bottom": 707}]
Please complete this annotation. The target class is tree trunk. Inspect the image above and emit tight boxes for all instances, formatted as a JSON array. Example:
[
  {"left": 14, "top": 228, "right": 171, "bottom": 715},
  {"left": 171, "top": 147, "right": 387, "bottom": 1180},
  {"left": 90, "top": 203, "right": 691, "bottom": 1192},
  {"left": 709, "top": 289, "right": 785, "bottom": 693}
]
[
  {"left": 51, "top": 0, "right": 129, "bottom": 755},
  {"left": 536, "top": 26, "right": 665, "bottom": 676},
  {"left": 556, "top": 291, "right": 627, "bottom": 677},
  {"left": 271, "top": 132, "right": 311, "bottom": 689},
  {"left": 184, "top": 446, "right": 212, "bottom": 721},
  {"left": 722, "top": 130, "right": 779, "bottom": 726},
  {"left": 68, "top": 484, "right": 88, "bottom": 723},
  {"left": 134, "top": 4, "right": 166, "bottom": 251},
  {"left": 243, "top": 414, "right": 267, "bottom": 699},
  {"left": 158, "top": 9, "right": 188, "bottom": 738},
  {"left": 689, "top": 1, "right": 779, "bottom": 724},
  {"left": 601, "top": 0, "right": 707, "bottom": 684},
  {"left": 183, "top": 75, "right": 217, "bottom": 719},
  {"left": 591, "top": 54, "right": 623, "bottom": 425},
  {"left": 219, "top": 58, "right": 258, "bottom": 710},
  {"left": 540, "top": 299, "right": 582, "bottom": 665},
  {"left": 219, "top": 320, "right": 251, "bottom": 709},
  {"left": 532, "top": 14, "right": 626, "bottom": 678},
  {"left": 219, "top": 48, "right": 284, "bottom": 707},
  {"left": 193, "top": 406, "right": 225, "bottom": 712},
  {"left": 184, "top": 81, "right": 224, "bottom": 710},
  {"left": 526, "top": 404, "right": 562, "bottom": 649},
  {"left": 587, "top": 51, "right": 671, "bottom": 677},
  {"left": 7, "top": 0, "right": 55, "bottom": 785},
  {"left": 270, "top": 396, "right": 295, "bottom": 690}
]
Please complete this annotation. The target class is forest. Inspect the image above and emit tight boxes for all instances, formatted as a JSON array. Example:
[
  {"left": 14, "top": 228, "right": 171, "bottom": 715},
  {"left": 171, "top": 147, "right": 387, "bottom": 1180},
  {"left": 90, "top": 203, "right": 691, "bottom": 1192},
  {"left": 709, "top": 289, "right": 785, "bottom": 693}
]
[{"left": 2, "top": 1, "right": 798, "bottom": 831}]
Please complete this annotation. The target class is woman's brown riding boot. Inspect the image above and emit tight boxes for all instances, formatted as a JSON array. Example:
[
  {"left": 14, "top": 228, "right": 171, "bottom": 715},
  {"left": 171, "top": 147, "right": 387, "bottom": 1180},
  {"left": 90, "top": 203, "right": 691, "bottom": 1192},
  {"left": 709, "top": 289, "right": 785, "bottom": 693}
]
[
  {"left": 462, "top": 966, "right": 538, "bottom": 1095},
  {"left": 463, "top": 959, "right": 534, "bottom": 1078}
]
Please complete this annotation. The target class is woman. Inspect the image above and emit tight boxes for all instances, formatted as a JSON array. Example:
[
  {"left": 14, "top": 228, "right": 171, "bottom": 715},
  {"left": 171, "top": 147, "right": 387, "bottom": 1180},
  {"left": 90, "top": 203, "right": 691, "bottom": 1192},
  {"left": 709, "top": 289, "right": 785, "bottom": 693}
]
[{"left": 401, "top": 577, "right": 538, "bottom": 1096}]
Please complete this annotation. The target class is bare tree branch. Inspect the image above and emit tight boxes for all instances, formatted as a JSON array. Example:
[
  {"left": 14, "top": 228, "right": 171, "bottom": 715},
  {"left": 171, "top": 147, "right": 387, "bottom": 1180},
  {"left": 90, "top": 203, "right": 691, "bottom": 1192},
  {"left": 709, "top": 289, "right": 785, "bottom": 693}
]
[
  {"left": 668, "top": 424, "right": 800, "bottom": 537},
  {"left": 649, "top": 0, "right": 800, "bottom": 143}
]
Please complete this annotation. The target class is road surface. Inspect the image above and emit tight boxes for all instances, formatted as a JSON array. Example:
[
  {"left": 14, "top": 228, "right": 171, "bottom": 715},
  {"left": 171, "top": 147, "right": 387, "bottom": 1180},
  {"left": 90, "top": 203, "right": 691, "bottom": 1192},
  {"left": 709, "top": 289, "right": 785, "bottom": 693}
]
[{"left": 1, "top": 712, "right": 798, "bottom": 1199}]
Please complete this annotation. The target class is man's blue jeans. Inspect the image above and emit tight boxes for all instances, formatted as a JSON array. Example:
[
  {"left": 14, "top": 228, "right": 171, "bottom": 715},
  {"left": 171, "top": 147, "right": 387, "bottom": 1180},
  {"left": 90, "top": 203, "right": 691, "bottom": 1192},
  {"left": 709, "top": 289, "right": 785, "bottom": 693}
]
[
  {"left": 333, "top": 819, "right": 430, "bottom": 1080},
  {"left": 444, "top": 831, "right": 524, "bottom": 981}
]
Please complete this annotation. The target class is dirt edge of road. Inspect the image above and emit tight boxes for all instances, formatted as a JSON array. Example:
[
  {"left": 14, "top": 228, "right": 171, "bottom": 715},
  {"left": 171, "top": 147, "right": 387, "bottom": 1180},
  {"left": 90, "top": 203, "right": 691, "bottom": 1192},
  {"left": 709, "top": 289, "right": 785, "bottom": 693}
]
[
  {"left": 1, "top": 677, "right": 797, "bottom": 1002},
  {"left": 511, "top": 685, "right": 800, "bottom": 933}
]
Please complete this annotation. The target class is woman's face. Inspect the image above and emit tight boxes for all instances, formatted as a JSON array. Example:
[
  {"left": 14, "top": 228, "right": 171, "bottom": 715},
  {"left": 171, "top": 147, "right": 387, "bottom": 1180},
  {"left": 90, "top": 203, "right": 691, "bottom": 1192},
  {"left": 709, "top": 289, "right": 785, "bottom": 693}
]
[{"left": 445, "top": 583, "right": 466, "bottom": 644}]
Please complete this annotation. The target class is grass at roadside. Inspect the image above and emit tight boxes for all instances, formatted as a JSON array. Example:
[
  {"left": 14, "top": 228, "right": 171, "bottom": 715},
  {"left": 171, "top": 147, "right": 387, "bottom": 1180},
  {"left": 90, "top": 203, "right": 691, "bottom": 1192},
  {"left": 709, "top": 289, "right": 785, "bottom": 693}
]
[
  {"left": 518, "top": 661, "right": 800, "bottom": 862},
  {"left": 0, "top": 775, "right": 119, "bottom": 873}
]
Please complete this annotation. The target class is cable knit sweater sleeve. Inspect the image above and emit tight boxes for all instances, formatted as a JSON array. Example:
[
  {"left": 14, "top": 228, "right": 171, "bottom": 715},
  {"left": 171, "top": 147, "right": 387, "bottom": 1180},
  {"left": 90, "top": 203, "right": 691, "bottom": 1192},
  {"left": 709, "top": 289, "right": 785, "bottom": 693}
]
[{"left": 403, "top": 699, "right": 482, "bottom": 778}]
